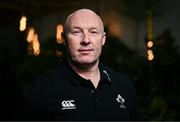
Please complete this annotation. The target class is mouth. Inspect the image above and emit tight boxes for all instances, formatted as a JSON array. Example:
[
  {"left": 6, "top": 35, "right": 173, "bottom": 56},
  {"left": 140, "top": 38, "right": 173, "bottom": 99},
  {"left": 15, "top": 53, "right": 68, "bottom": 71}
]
[{"left": 78, "top": 49, "right": 93, "bottom": 54}]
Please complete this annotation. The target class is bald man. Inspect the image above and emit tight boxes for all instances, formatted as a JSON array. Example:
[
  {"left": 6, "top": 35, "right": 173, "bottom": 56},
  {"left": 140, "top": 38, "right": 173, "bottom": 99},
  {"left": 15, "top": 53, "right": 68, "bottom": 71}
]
[{"left": 14, "top": 9, "right": 140, "bottom": 120}]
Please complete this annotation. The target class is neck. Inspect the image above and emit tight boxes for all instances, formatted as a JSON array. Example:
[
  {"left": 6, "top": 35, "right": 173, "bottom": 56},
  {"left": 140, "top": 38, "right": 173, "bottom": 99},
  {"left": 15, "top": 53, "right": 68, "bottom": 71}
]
[{"left": 67, "top": 59, "right": 100, "bottom": 88}]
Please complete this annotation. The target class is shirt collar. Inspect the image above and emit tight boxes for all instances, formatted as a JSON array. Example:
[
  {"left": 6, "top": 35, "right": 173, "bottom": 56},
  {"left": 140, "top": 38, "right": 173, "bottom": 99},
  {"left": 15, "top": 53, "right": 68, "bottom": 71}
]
[
  {"left": 99, "top": 63, "right": 111, "bottom": 83},
  {"left": 60, "top": 60, "right": 111, "bottom": 86}
]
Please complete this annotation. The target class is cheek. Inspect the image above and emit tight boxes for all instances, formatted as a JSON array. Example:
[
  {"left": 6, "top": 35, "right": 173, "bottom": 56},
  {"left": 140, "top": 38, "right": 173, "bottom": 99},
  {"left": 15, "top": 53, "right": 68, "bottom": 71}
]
[
  {"left": 94, "top": 42, "right": 103, "bottom": 54},
  {"left": 67, "top": 40, "right": 79, "bottom": 54},
  {"left": 95, "top": 39, "right": 103, "bottom": 48}
]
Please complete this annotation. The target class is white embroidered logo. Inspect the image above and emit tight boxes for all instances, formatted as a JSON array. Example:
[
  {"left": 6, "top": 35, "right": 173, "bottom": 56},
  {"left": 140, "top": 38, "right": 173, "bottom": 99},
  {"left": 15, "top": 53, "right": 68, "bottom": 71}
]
[
  {"left": 116, "top": 94, "right": 126, "bottom": 108},
  {"left": 61, "top": 100, "right": 76, "bottom": 110}
]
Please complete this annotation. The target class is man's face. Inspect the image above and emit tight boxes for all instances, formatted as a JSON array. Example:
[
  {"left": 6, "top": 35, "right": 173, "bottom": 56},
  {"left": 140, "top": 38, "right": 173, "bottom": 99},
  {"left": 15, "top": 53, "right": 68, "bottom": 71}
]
[{"left": 65, "top": 10, "right": 106, "bottom": 65}]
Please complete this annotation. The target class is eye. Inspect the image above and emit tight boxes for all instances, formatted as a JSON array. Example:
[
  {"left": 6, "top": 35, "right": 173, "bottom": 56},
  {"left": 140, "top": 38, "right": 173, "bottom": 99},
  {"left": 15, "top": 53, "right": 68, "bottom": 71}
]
[
  {"left": 72, "top": 31, "right": 80, "bottom": 34},
  {"left": 90, "top": 30, "right": 99, "bottom": 35},
  {"left": 71, "top": 30, "right": 82, "bottom": 35},
  {"left": 91, "top": 31, "right": 97, "bottom": 34}
]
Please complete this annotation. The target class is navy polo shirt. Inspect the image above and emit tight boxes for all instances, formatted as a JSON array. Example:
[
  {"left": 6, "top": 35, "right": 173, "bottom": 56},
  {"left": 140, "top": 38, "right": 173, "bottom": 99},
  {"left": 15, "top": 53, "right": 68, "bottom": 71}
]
[{"left": 15, "top": 61, "right": 139, "bottom": 120}]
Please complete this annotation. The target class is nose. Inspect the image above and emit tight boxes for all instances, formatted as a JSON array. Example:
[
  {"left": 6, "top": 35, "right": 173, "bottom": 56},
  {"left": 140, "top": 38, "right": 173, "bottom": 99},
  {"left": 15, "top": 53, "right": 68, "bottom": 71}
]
[{"left": 81, "top": 31, "right": 90, "bottom": 45}]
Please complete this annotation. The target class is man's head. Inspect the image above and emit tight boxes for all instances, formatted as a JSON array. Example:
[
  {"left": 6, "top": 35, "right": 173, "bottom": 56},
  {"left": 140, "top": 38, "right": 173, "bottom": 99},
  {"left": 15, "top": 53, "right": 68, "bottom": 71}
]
[{"left": 63, "top": 9, "right": 106, "bottom": 68}]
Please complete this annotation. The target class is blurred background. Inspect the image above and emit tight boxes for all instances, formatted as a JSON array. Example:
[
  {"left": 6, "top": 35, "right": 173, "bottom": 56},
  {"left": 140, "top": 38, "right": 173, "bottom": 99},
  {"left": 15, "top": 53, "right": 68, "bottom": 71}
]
[{"left": 0, "top": 0, "right": 180, "bottom": 120}]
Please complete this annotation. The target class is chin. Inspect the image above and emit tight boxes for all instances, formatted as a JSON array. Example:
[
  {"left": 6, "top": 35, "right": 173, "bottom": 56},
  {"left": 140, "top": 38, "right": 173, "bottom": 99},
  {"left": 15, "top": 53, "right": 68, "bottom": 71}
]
[
  {"left": 78, "top": 58, "right": 94, "bottom": 63},
  {"left": 78, "top": 59, "right": 98, "bottom": 65},
  {"left": 78, "top": 60, "right": 94, "bottom": 64}
]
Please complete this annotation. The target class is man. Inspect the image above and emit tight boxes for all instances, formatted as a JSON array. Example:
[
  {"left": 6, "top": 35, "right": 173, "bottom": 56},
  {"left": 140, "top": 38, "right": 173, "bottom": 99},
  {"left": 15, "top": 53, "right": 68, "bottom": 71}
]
[{"left": 14, "top": 8, "right": 139, "bottom": 120}]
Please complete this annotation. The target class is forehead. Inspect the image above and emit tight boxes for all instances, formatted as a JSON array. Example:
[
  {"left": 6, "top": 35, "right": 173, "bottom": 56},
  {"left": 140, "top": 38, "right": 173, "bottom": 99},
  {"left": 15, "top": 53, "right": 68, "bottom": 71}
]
[{"left": 67, "top": 10, "right": 103, "bottom": 30}]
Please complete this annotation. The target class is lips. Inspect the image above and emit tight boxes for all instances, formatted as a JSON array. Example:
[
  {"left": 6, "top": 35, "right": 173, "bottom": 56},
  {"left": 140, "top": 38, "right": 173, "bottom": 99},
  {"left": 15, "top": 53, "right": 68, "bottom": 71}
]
[{"left": 78, "top": 48, "right": 93, "bottom": 54}]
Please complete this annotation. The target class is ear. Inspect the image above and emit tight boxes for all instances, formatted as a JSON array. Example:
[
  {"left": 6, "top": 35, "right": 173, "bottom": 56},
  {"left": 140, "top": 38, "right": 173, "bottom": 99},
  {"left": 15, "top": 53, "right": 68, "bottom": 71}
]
[{"left": 101, "top": 32, "right": 106, "bottom": 46}]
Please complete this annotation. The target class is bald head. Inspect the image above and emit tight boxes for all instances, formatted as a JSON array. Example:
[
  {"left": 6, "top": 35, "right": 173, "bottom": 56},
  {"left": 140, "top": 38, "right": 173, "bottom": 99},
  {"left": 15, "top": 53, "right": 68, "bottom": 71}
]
[
  {"left": 62, "top": 8, "right": 106, "bottom": 69},
  {"left": 64, "top": 9, "right": 104, "bottom": 34}
]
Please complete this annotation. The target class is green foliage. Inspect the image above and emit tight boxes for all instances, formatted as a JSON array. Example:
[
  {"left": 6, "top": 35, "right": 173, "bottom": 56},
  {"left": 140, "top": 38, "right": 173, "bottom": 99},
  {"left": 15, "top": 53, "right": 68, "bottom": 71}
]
[{"left": 141, "top": 96, "right": 178, "bottom": 120}]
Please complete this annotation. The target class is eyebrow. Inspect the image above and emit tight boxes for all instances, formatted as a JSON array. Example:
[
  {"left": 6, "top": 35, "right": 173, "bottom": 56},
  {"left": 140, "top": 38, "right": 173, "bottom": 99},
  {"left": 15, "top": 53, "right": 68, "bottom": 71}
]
[
  {"left": 71, "top": 26, "right": 100, "bottom": 31},
  {"left": 70, "top": 26, "right": 81, "bottom": 30}
]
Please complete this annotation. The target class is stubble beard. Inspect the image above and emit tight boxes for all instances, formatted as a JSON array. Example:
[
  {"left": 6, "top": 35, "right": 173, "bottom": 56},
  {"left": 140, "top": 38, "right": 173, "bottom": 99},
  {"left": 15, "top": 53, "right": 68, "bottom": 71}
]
[{"left": 68, "top": 55, "right": 99, "bottom": 70}]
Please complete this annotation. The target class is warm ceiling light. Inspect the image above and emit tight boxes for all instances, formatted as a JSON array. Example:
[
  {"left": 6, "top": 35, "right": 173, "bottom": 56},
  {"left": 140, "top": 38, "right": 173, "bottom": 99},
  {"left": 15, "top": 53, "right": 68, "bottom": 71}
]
[
  {"left": 32, "top": 34, "right": 40, "bottom": 56},
  {"left": 19, "top": 16, "right": 27, "bottom": 31},
  {"left": 147, "top": 40, "right": 153, "bottom": 48},
  {"left": 27, "top": 27, "right": 35, "bottom": 43},
  {"left": 147, "top": 49, "right": 154, "bottom": 61}
]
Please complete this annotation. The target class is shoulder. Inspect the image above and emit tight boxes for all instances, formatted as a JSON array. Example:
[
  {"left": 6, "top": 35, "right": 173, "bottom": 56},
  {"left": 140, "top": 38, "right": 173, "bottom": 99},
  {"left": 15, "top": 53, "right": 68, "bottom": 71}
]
[
  {"left": 100, "top": 64, "right": 132, "bottom": 85},
  {"left": 100, "top": 63, "right": 137, "bottom": 97},
  {"left": 22, "top": 62, "right": 68, "bottom": 96},
  {"left": 101, "top": 64, "right": 139, "bottom": 116}
]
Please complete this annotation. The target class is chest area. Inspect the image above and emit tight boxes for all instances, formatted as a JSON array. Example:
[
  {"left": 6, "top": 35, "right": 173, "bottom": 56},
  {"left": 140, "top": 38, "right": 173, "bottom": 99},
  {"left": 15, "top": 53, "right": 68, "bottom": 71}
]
[{"left": 46, "top": 85, "right": 130, "bottom": 120}]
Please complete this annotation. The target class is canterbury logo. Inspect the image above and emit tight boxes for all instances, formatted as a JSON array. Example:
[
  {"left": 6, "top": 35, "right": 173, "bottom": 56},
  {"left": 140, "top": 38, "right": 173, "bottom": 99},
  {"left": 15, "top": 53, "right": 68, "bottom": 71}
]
[{"left": 61, "top": 100, "right": 76, "bottom": 110}]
